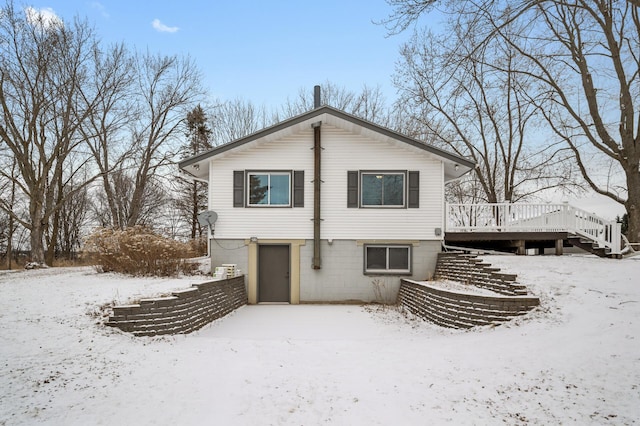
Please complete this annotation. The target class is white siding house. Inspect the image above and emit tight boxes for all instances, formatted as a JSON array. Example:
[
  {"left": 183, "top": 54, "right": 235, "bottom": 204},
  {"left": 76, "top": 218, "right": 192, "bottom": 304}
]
[{"left": 179, "top": 105, "right": 473, "bottom": 304}]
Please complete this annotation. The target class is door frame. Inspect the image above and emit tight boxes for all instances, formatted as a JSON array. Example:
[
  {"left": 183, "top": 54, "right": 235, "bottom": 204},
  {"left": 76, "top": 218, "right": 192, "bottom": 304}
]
[
  {"left": 246, "top": 239, "right": 305, "bottom": 304},
  {"left": 257, "top": 244, "right": 290, "bottom": 303}
]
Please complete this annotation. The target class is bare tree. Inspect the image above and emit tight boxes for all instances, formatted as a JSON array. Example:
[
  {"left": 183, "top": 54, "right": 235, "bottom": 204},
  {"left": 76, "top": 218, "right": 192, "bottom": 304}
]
[
  {"left": 277, "top": 81, "right": 392, "bottom": 125},
  {"left": 209, "top": 98, "right": 270, "bottom": 145},
  {"left": 505, "top": 0, "right": 639, "bottom": 240},
  {"left": 88, "top": 169, "right": 134, "bottom": 228},
  {"left": 0, "top": 158, "right": 18, "bottom": 267},
  {"left": 0, "top": 154, "right": 30, "bottom": 268},
  {"left": 90, "top": 166, "right": 170, "bottom": 230},
  {"left": 385, "top": 0, "right": 640, "bottom": 241},
  {"left": 0, "top": 3, "right": 102, "bottom": 264},
  {"left": 80, "top": 42, "right": 136, "bottom": 228},
  {"left": 1, "top": 3, "right": 204, "bottom": 265},
  {"left": 205, "top": 84, "right": 393, "bottom": 149},
  {"left": 445, "top": 173, "right": 489, "bottom": 204},
  {"left": 395, "top": 23, "right": 574, "bottom": 203},
  {"left": 123, "top": 52, "right": 204, "bottom": 227},
  {"left": 379, "top": 0, "right": 440, "bottom": 35},
  {"left": 52, "top": 180, "right": 89, "bottom": 260}
]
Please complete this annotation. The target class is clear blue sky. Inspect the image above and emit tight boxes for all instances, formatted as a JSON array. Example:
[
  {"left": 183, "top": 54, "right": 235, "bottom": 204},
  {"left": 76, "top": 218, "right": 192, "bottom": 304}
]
[{"left": 29, "top": 0, "right": 429, "bottom": 108}]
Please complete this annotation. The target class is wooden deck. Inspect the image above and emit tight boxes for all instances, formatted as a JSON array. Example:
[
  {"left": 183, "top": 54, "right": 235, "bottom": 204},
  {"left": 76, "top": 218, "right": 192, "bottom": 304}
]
[
  {"left": 445, "top": 203, "right": 623, "bottom": 257},
  {"left": 445, "top": 231, "right": 570, "bottom": 255}
]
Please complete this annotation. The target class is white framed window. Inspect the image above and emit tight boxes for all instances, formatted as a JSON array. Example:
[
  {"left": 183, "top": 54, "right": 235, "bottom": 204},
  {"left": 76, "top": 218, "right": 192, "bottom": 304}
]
[
  {"left": 247, "top": 172, "right": 291, "bottom": 206},
  {"left": 360, "top": 172, "right": 405, "bottom": 207},
  {"left": 364, "top": 245, "right": 411, "bottom": 274}
]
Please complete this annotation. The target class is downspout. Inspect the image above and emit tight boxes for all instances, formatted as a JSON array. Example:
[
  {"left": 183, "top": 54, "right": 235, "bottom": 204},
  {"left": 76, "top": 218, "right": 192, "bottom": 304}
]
[{"left": 312, "top": 85, "right": 322, "bottom": 269}]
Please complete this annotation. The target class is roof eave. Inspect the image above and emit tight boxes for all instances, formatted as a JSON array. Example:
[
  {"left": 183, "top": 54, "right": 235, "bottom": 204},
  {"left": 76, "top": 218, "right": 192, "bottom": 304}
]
[{"left": 177, "top": 105, "right": 476, "bottom": 171}]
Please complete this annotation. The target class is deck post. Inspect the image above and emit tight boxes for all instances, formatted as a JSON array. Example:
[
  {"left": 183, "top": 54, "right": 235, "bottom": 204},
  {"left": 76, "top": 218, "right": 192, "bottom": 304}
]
[
  {"left": 555, "top": 239, "right": 563, "bottom": 256},
  {"left": 516, "top": 240, "right": 526, "bottom": 255}
]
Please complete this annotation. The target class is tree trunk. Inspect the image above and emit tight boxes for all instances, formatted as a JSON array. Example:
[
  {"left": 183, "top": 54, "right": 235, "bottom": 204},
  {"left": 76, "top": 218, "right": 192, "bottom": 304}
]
[
  {"left": 27, "top": 187, "right": 47, "bottom": 265},
  {"left": 45, "top": 209, "right": 60, "bottom": 265},
  {"left": 101, "top": 173, "right": 121, "bottom": 229},
  {"left": 6, "top": 214, "right": 13, "bottom": 270},
  {"left": 6, "top": 160, "right": 17, "bottom": 269},
  {"left": 625, "top": 171, "right": 640, "bottom": 243},
  {"left": 29, "top": 222, "right": 46, "bottom": 265},
  {"left": 126, "top": 176, "right": 146, "bottom": 228}
]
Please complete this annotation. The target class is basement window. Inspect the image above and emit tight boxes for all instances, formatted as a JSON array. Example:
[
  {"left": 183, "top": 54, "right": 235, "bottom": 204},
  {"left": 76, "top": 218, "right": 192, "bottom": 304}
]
[{"left": 364, "top": 245, "right": 411, "bottom": 274}]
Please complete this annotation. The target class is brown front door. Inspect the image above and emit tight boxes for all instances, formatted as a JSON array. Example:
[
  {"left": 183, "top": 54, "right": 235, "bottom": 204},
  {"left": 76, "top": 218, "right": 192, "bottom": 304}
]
[{"left": 258, "top": 244, "right": 290, "bottom": 303}]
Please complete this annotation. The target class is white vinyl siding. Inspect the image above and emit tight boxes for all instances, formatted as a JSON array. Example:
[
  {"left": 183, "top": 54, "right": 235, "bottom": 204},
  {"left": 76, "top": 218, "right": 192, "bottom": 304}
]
[
  {"left": 209, "top": 133, "right": 314, "bottom": 239},
  {"left": 209, "top": 124, "right": 444, "bottom": 240},
  {"left": 321, "top": 126, "right": 443, "bottom": 240}
]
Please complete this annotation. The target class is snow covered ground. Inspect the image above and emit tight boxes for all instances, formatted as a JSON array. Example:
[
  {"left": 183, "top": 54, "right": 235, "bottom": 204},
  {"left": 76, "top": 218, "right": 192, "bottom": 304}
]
[{"left": 1, "top": 254, "right": 639, "bottom": 425}]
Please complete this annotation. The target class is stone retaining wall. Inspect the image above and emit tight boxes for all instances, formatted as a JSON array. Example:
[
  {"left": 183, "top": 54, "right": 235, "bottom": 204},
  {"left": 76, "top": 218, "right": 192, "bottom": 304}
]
[
  {"left": 435, "top": 252, "right": 529, "bottom": 295},
  {"left": 398, "top": 279, "right": 540, "bottom": 329},
  {"left": 106, "top": 276, "right": 246, "bottom": 336},
  {"left": 398, "top": 252, "right": 540, "bottom": 328}
]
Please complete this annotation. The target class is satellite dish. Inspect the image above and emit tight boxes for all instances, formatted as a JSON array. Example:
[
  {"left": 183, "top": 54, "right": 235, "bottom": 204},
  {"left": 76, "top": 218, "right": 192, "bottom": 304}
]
[{"left": 197, "top": 211, "right": 218, "bottom": 227}]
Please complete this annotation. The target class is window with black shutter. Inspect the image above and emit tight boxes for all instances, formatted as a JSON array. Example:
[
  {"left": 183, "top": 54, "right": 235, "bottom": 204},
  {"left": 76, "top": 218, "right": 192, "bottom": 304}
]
[
  {"left": 234, "top": 170, "right": 303, "bottom": 208},
  {"left": 348, "top": 170, "right": 419, "bottom": 209}
]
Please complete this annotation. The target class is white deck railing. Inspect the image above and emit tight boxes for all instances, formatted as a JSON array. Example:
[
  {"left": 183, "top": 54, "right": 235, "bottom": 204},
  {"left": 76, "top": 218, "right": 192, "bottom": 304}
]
[{"left": 445, "top": 202, "right": 622, "bottom": 255}]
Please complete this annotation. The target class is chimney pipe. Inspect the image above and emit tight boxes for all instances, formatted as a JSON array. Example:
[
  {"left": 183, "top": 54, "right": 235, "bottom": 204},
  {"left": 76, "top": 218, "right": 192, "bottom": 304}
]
[
  {"left": 313, "top": 85, "right": 321, "bottom": 109},
  {"left": 312, "top": 119, "right": 322, "bottom": 269}
]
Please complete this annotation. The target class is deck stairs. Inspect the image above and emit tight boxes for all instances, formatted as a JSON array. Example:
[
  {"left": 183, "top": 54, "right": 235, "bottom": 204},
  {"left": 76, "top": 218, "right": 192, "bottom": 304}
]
[
  {"left": 566, "top": 236, "right": 617, "bottom": 258},
  {"left": 446, "top": 202, "right": 623, "bottom": 258}
]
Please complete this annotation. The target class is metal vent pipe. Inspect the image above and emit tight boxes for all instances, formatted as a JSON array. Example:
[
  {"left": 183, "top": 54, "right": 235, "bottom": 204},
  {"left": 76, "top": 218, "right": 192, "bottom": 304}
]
[
  {"left": 314, "top": 85, "right": 321, "bottom": 109},
  {"left": 312, "top": 85, "right": 322, "bottom": 269},
  {"left": 312, "top": 119, "right": 322, "bottom": 269}
]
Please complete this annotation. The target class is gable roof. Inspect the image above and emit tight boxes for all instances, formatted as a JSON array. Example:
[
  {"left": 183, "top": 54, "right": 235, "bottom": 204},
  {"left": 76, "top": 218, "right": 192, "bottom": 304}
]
[{"left": 179, "top": 105, "right": 475, "bottom": 181}]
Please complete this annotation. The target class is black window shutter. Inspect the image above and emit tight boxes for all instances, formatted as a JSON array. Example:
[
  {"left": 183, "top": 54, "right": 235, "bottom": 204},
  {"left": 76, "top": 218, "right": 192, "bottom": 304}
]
[
  {"left": 233, "top": 171, "right": 244, "bottom": 207},
  {"left": 293, "top": 171, "right": 304, "bottom": 207},
  {"left": 347, "top": 171, "right": 358, "bottom": 208},
  {"left": 408, "top": 171, "right": 419, "bottom": 208}
]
